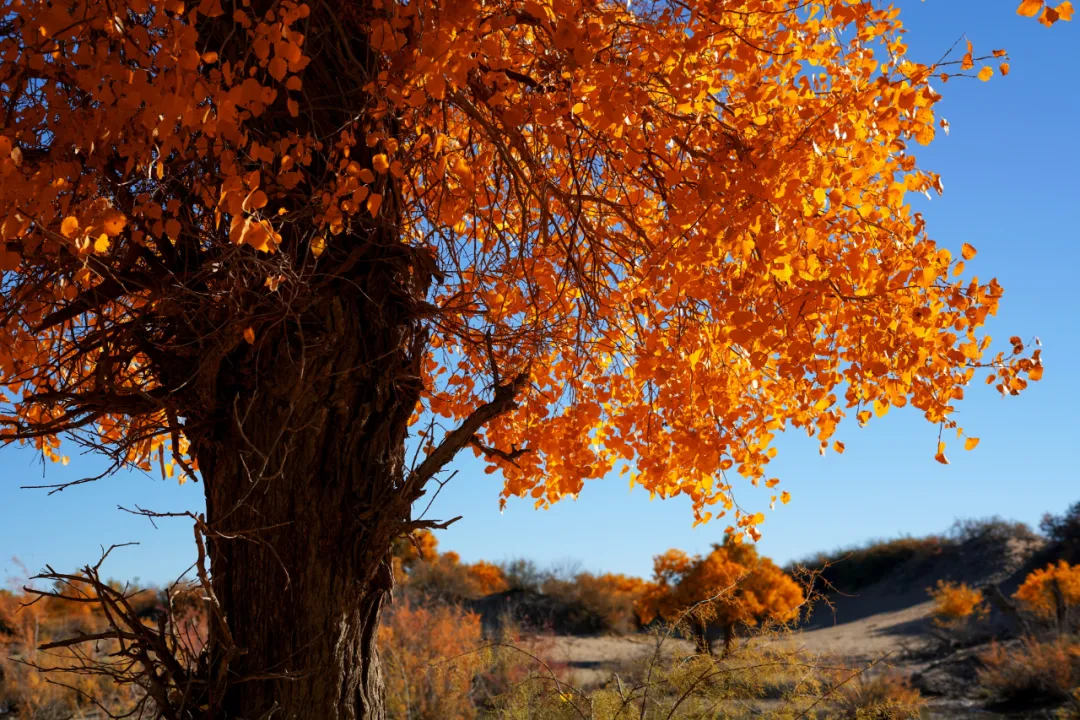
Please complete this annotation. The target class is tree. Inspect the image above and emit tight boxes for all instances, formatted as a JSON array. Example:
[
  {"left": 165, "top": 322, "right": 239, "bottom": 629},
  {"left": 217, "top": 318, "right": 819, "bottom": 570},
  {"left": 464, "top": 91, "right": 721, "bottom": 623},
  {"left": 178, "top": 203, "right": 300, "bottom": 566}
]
[
  {"left": 1014, "top": 561, "right": 1080, "bottom": 632},
  {"left": 0, "top": 0, "right": 1054, "bottom": 717},
  {"left": 638, "top": 540, "right": 803, "bottom": 655}
]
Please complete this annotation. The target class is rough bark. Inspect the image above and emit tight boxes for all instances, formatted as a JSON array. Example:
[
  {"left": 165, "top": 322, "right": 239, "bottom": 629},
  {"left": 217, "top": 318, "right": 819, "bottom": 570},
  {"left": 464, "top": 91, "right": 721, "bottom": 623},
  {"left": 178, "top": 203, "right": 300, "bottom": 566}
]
[{"left": 188, "top": 242, "right": 429, "bottom": 720}]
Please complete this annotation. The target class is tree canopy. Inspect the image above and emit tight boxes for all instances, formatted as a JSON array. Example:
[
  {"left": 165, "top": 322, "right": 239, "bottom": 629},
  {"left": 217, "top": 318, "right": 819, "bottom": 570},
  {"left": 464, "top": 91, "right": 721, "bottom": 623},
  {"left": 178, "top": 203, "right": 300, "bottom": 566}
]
[
  {"left": 638, "top": 540, "right": 804, "bottom": 653},
  {"left": 0, "top": 0, "right": 1050, "bottom": 541}
]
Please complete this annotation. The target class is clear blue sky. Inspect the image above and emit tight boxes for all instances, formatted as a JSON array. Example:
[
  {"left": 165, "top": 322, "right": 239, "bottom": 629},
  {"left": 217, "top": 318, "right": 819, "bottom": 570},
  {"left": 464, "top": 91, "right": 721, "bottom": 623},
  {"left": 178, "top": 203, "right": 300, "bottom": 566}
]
[{"left": 2, "top": 1, "right": 1076, "bottom": 587}]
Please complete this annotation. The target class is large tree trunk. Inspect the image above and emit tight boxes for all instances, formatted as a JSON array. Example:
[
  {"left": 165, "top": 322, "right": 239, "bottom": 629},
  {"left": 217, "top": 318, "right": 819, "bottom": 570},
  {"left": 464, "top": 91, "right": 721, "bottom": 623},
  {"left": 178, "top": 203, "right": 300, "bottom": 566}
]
[{"left": 190, "top": 247, "right": 429, "bottom": 719}]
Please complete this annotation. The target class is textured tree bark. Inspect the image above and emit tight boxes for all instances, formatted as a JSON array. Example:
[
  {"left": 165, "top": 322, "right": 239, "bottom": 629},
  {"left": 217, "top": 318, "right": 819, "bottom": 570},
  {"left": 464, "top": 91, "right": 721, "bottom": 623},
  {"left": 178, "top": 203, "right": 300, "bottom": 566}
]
[
  {"left": 200, "top": 450, "right": 396, "bottom": 720},
  {"left": 187, "top": 245, "right": 430, "bottom": 719}
]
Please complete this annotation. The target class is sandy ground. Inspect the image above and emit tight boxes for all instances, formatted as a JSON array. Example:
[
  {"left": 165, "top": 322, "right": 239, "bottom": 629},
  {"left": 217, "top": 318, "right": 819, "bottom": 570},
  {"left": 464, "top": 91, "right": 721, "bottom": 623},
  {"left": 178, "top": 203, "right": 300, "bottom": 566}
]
[
  {"left": 789, "top": 599, "right": 937, "bottom": 661},
  {"left": 531, "top": 599, "right": 939, "bottom": 687}
]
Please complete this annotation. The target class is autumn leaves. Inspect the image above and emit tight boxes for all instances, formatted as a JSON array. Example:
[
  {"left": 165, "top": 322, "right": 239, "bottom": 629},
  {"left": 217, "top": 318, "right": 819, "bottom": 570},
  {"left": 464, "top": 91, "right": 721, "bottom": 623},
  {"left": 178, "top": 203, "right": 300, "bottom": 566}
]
[
  {"left": 0, "top": 0, "right": 1055, "bottom": 542},
  {"left": 1017, "top": 0, "right": 1074, "bottom": 26}
]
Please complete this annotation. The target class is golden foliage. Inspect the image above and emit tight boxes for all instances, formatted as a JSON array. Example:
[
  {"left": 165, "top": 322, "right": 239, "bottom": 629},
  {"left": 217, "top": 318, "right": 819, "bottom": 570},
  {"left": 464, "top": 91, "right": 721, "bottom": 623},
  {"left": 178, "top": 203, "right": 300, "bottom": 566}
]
[
  {"left": 637, "top": 540, "right": 803, "bottom": 647},
  {"left": 394, "top": 530, "right": 509, "bottom": 600},
  {"left": 379, "top": 598, "right": 487, "bottom": 719},
  {"left": 978, "top": 636, "right": 1080, "bottom": 705},
  {"left": 1014, "top": 560, "right": 1080, "bottom": 620},
  {"left": 467, "top": 560, "right": 510, "bottom": 596},
  {"left": 0, "top": 586, "right": 163, "bottom": 717},
  {"left": 0, "top": 0, "right": 1043, "bottom": 534},
  {"left": 829, "top": 671, "right": 926, "bottom": 720},
  {"left": 928, "top": 580, "right": 988, "bottom": 623}
]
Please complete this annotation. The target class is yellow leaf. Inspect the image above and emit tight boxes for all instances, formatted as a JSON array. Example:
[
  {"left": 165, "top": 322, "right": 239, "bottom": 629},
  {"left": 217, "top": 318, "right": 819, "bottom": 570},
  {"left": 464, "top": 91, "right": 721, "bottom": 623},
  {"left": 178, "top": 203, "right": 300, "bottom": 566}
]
[
  {"left": 61, "top": 216, "right": 79, "bottom": 238},
  {"left": 961, "top": 243, "right": 977, "bottom": 260},
  {"left": 765, "top": 478, "right": 780, "bottom": 488},
  {"left": 833, "top": 440, "right": 845, "bottom": 454},
  {"left": 1058, "top": 1, "right": 1075, "bottom": 21},
  {"left": 243, "top": 327, "right": 255, "bottom": 344},
  {"left": 977, "top": 67, "right": 993, "bottom": 82},
  {"left": 367, "top": 192, "right": 383, "bottom": 217},
  {"left": 780, "top": 491, "right": 791, "bottom": 505},
  {"left": 813, "top": 188, "right": 827, "bottom": 206},
  {"left": 964, "top": 437, "right": 980, "bottom": 451},
  {"left": 93, "top": 234, "right": 110, "bottom": 253},
  {"left": 752, "top": 115, "right": 768, "bottom": 126},
  {"left": 1017, "top": 0, "right": 1043, "bottom": 16},
  {"left": 372, "top": 154, "right": 390, "bottom": 173},
  {"left": 935, "top": 441, "right": 950, "bottom": 465}
]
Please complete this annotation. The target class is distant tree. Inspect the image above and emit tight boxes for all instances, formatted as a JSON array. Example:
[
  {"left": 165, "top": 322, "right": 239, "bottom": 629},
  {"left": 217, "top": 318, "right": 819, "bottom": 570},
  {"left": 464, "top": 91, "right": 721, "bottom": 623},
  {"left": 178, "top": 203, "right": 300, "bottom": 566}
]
[
  {"left": 639, "top": 540, "right": 803, "bottom": 655},
  {"left": 466, "top": 561, "right": 509, "bottom": 596},
  {"left": 1041, "top": 501, "right": 1080, "bottom": 562},
  {"left": 501, "top": 559, "right": 547, "bottom": 594},
  {"left": 1014, "top": 561, "right": 1080, "bottom": 632},
  {"left": 393, "top": 530, "right": 508, "bottom": 599},
  {"left": 0, "top": 0, "right": 1054, "bottom": 715}
]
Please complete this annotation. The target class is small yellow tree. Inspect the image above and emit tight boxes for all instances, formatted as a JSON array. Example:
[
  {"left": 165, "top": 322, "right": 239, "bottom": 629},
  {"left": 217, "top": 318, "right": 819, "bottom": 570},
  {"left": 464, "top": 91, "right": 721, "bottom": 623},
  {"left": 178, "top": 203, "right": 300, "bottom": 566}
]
[
  {"left": 639, "top": 540, "right": 803, "bottom": 655},
  {"left": 1014, "top": 561, "right": 1080, "bottom": 629},
  {"left": 929, "top": 580, "right": 988, "bottom": 624}
]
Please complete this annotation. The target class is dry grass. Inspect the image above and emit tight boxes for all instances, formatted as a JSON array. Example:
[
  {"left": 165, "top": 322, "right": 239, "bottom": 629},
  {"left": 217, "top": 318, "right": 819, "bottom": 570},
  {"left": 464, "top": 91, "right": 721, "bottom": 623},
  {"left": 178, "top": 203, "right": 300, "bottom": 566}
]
[
  {"left": 829, "top": 671, "right": 926, "bottom": 719},
  {"left": 977, "top": 636, "right": 1080, "bottom": 707}
]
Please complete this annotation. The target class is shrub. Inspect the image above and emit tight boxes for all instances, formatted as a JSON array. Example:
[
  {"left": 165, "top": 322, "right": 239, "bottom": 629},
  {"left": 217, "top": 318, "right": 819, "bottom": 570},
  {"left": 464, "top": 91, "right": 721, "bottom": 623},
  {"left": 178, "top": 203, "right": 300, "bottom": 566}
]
[
  {"left": 830, "top": 670, "right": 926, "bottom": 720},
  {"left": 379, "top": 598, "right": 487, "bottom": 719},
  {"left": 393, "top": 530, "right": 511, "bottom": 601},
  {"left": 929, "top": 580, "right": 987, "bottom": 623},
  {"left": 948, "top": 516, "right": 1040, "bottom": 546},
  {"left": 467, "top": 560, "right": 509, "bottom": 596},
  {"left": 0, "top": 585, "right": 145, "bottom": 718},
  {"left": 1014, "top": 560, "right": 1080, "bottom": 631},
  {"left": 540, "top": 572, "right": 649, "bottom": 634},
  {"left": 501, "top": 558, "right": 547, "bottom": 593},
  {"left": 638, "top": 539, "right": 804, "bottom": 655},
  {"left": 1042, "top": 501, "right": 1080, "bottom": 551},
  {"left": 977, "top": 636, "right": 1080, "bottom": 706}
]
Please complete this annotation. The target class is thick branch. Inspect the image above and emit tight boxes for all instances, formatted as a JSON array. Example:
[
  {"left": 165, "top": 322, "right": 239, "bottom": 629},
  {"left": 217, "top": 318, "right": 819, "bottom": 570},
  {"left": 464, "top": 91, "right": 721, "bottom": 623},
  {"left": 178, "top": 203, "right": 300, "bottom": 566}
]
[{"left": 405, "top": 370, "right": 528, "bottom": 497}]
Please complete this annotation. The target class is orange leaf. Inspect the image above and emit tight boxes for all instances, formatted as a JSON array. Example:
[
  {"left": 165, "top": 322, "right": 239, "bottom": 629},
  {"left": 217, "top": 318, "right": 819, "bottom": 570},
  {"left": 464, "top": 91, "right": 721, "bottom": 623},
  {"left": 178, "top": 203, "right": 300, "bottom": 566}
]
[
  {"left": 61, "top": 216, "right": 79, "bottom": 238},
  {"left": 367, "top": 193, "right": 383, "bottom": 217},
  {"left": 1017, "top": 0, "right": 1044, "bottom": 16}
]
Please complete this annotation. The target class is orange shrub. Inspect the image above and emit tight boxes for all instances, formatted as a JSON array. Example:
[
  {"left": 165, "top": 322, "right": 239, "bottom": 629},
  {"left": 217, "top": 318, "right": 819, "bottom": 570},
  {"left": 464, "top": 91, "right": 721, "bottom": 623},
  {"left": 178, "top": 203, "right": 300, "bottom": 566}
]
[
  {"left": 379, "top": 598, "right": 486, "bottom": 719},
  {"left": 831, "top": 670, "right": 926, "bottom": 719},
  {"left": 466, "top": 560, "right": 509, "bottom": 595},
  {"left": 1014, "top": 560, "right": 1080, "bottom": 621},
  {"left": 565, "top": 572, "right": 650, "bottom": 634},
  {"left": 393, "top": 530, "right": 510, "bottom": 600},
  {"left": 0, "top": 586, "right": 143, "bottom": 717},
  {"left": 638, "top": 539, "right": 803, "bottom": 654},
  {"left": 978, "top": 636, "right": 1080, "bottom": 705},
  {"left": 928, "top": 580, "right": 987, "bottom": 623}
]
